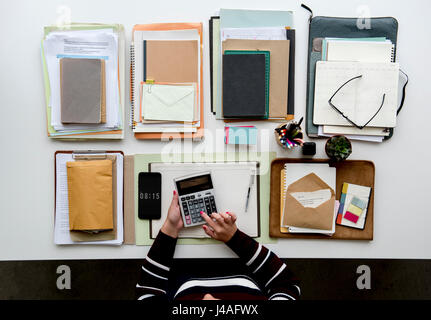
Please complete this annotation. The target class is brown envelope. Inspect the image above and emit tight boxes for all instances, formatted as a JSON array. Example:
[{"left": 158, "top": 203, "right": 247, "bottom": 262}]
[
  {"left": 67, "top": 159, "right": 113, "bottom": 231},
  {"left": 70, "top": 155, "right": 117, "bottom": 242},
  {"left": 222, "top": 39, "right": 290, "bottom": 118},
  {"left": 282, "top": 173, "right": 335, "bottom": 230}
]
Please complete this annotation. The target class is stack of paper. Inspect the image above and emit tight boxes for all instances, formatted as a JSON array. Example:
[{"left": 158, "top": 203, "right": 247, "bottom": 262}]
[
  {"left": 313, "top": 37, "right": 399, "bottom": 142},
  {"left": 130, "top": 24, "right": 203, "bottom": 138},
  {"left": 41, "top": 24, "right": 125, "bottom": 139},
  {"left": 209, "top": 9, "right": 295, "bottom": 121}
]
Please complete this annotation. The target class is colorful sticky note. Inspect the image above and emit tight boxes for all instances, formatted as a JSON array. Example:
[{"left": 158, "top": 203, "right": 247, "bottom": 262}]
[
  {"left": 351, "top": 196, "right": 367, "bottom": 210},
  {"left": 347, "top": 204, "right": 363, "bottom": 216},
  {"left": 225, "top": 125, "right": 257, "bottom": 145},
  {"left": 344, "top": 211, "right": 359, "bottom": 223}
]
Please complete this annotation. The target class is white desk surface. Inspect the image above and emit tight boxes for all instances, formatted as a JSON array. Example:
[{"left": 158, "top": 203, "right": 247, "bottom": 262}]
[{"left": 1, "top": 0, "right": 430, "bottom": 261}]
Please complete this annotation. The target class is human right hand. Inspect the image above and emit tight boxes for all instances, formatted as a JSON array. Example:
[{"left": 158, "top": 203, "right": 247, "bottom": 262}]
[{"left": 200, "top": 211, "right": 238, "bottom": 243}]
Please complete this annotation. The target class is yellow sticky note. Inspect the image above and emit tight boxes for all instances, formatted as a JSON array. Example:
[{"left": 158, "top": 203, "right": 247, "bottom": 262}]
[{"left": 347, "top": 204, "right": 363, "bottom": 216}]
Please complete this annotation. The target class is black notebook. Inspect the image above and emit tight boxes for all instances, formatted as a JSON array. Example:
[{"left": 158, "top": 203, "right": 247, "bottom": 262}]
[{"left": 222, "top": 52, "right": 268, "bottom": 118}]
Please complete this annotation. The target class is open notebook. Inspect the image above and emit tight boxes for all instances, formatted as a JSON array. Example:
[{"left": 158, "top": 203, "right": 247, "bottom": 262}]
[{"left": 149, "top": 162, "right": 260, "bottom": 238}]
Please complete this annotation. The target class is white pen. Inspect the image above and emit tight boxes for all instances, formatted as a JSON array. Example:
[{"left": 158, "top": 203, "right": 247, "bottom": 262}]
[{"left": 245, "top": 173, "right": 255, "bottom": 212}]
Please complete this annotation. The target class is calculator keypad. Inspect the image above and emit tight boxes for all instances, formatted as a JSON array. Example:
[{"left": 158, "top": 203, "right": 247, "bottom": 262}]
[{"left": 180, "top": 195, "right": 217, "bottom": 226}]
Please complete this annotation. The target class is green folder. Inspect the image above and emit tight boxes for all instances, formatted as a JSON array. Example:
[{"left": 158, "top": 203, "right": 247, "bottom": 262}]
[{"left": 134, "top": 152, "right": 276, "bottom": 245}]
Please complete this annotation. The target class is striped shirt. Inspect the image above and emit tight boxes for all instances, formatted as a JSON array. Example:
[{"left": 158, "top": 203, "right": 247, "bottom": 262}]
[{"left": 136, "top": 230, "right": 300, "bottom": 301}]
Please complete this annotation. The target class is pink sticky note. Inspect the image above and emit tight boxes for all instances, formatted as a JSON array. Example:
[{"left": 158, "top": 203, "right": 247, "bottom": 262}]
[{"left": 344, "top": 211, "right": 359, "bottom": 223}]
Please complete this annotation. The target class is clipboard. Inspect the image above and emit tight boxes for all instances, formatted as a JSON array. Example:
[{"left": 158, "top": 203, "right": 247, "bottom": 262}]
[
  {"left": 269, "top": 158, "right": 375, "bottom": 240},
  {"left": 54, "top": 150, "right": 136, "bottom": 245}
]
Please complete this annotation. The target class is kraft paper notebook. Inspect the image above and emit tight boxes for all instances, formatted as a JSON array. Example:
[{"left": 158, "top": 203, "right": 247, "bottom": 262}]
[
  {"left": 130, "top": 23, "right": 204, "bottom": 139},
  {"left": 222, "top": 39, "right": 290, "bottom": 119},
  {"left": 222, "top": 51, "right": 269, "bottom": 118},
  {"left": 269, "top": 158, "right": 375, "bottom": 240}
]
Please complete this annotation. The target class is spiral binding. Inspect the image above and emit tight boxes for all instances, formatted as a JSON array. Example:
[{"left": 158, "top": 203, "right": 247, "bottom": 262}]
[
  {"left": 390, "top": 44, "right": 395, "bottom": 62},
  {"left": 130, "top": 44, "right": 136, "bottom": 130}
]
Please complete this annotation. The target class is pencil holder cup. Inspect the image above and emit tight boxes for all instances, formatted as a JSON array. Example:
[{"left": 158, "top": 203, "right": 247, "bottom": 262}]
[{"left": 274, "top": 118, "right": 304, "bottom": 150}]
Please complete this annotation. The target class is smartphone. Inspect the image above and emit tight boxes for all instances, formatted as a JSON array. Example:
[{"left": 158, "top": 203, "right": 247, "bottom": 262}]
[{"left": 138, "top": 172, "right": 161, "bottom": 220}]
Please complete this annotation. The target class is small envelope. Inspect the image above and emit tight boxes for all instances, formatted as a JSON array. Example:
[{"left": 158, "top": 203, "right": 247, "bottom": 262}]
[
  {"left": 282, "top": 173, "right": 335, "bottom": 230},
  {"left": 142, "top": 83, "right": 196, "bottom": 122}
]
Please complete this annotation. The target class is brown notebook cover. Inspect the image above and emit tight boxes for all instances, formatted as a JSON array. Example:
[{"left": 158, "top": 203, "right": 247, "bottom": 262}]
[{"left": 269, "top": 158, "right": 374, "bottom": 240}]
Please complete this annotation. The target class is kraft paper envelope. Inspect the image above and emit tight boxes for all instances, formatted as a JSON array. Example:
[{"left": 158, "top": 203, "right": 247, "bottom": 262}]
[
  {"left": 222, "top": 39, "right": 290, "bottom": 118},
  {"left": 70, "top": 155, "right": 117, "bottom": 242},
  {"left": 282, "top": 173, "right": 335, "bottom": 230},
  {"left": 67, "top": 159, "right": 113, "bottom": 231},
  {"left": 142, "top": 83, "right": 196, "bottom": 122},
  {"left": 145, "top": 40, "right": 198, "bottom": 84}
]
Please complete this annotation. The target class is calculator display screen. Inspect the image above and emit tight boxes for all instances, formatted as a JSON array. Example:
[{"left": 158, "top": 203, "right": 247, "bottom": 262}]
[{"left": 176, "top": 174, "right": 213, "bottom": 196}]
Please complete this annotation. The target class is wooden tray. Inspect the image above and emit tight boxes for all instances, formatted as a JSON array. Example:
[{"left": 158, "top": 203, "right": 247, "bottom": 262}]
[{"left": 269, "top": 158, "right": 374, "bottom": 240}]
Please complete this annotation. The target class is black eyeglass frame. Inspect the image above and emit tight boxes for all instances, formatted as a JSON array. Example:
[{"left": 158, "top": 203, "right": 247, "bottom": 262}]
[{"left": 328, "top": 75, "right": 386, "bottom": 130}]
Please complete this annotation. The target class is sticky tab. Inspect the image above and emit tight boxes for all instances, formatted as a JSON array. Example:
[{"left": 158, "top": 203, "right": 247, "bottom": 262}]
[
  {"left": 351, "top": 197, "right": 367, "bottom": 210},
  {"left": 347, "top": 204, "right": 363, "bottom": 216},
  {"left": 344, "top": 211, "right": 359, "bottom": 223}
]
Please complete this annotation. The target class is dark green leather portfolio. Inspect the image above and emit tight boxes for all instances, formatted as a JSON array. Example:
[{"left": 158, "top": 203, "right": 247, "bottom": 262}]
[{"left": 304, "top": 10, "right": 399, "bottom": 139}]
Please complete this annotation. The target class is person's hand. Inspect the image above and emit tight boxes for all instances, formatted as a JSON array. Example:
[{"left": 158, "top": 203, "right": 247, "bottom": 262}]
[
  {"left": 161, "top": 191, "right": 183, "bottom": 238},
  {"left": 200, "top": 211, "right": 238, "bottom": 242}
]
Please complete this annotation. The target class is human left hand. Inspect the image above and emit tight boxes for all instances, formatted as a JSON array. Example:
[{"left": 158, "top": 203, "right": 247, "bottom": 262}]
[{"left": 161, "top": 191, "right": 183, "bottom": 238}]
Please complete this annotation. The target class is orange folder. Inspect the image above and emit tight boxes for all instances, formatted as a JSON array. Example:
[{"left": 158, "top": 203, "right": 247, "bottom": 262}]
[{"left": 131, "top": 23, "right": 204, "bottom": 140}]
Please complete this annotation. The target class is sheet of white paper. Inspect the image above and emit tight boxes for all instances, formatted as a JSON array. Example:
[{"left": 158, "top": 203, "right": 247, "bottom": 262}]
[
  {"left": 220, "top": 27, "right": 287, "bottom": 42},
  {"left": 149, "top": 162, "right": 259, "bottom": 239},
  {"left": 290, "top": 189, "right": 331, "bottom": 208},
  {"left": 54, "top": 153, "right": 123, "bottom": 245},
  {"left": 44, "top": 29, "right": 120, "bottom": 131},
  {"left": 318, "top": 125, "right": 384, "bottom": 142}
]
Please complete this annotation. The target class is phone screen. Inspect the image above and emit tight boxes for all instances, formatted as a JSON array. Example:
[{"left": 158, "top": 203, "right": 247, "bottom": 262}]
[{"left": 138, "top": 172, "right": 161, "bottom": 220}]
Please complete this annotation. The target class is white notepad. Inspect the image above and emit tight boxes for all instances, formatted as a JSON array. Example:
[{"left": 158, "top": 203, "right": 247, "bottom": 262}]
[
  {"left": 149, "top": 162, "right": 259, "bottom": 239},
  {"left": 313, "top": 61, "right": 399, "bottom": 128}
]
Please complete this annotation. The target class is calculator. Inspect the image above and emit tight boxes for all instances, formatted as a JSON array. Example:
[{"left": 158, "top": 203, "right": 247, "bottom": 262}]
[{"left": 174, "top": 171, "right": 218, "bottom": 227}]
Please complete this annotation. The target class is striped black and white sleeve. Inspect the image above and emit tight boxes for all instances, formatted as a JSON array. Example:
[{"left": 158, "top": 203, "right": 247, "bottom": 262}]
[
  {"left": 225, "top": 229, "right": 301, "bottom": 301},
  {"left": 135, "top": 231, "right": 177, "bottom": 301}
]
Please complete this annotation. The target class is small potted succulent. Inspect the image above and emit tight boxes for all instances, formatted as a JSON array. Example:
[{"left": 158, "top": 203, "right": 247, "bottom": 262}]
[{"left": 325, "top": 135, "right": 352, "bottom": 162}]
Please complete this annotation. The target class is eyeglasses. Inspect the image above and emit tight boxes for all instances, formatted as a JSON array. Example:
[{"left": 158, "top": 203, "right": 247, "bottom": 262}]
[{"left": 328, "top": 75, "right": 386, "bottom": 130}]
